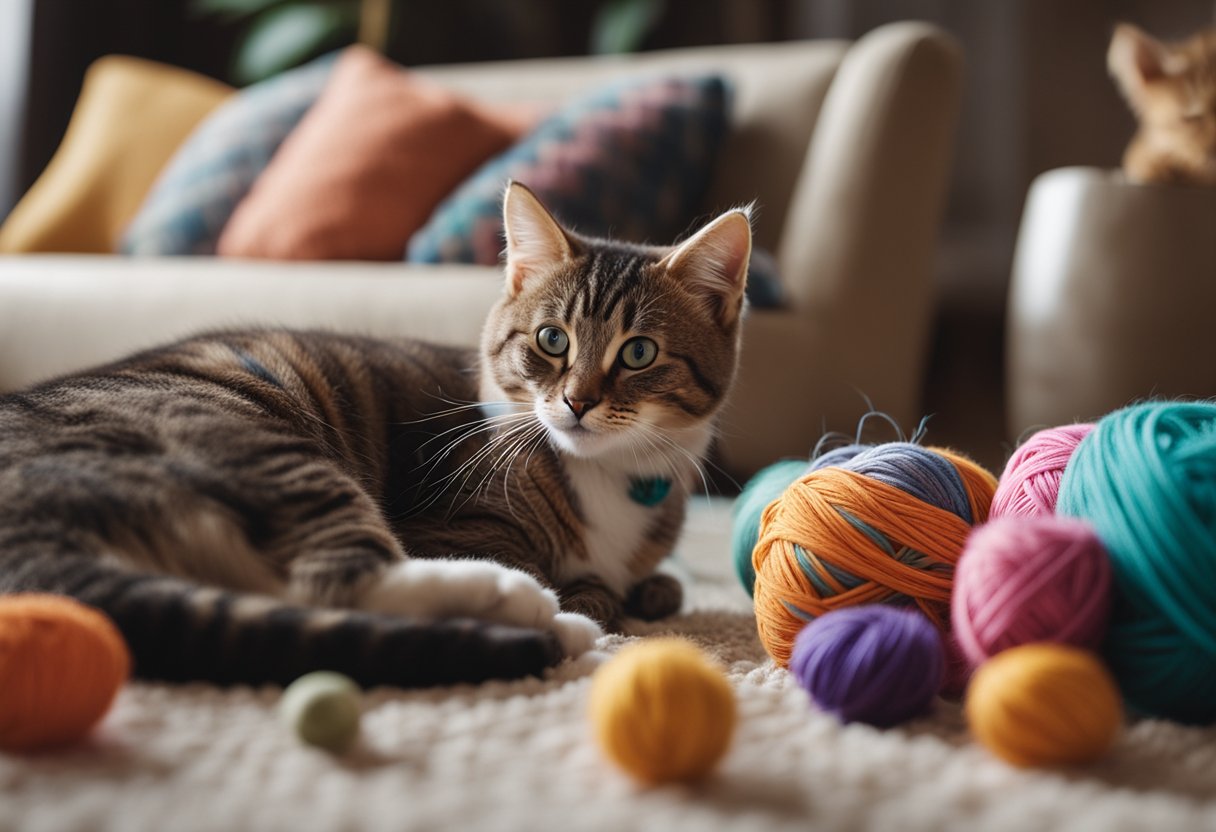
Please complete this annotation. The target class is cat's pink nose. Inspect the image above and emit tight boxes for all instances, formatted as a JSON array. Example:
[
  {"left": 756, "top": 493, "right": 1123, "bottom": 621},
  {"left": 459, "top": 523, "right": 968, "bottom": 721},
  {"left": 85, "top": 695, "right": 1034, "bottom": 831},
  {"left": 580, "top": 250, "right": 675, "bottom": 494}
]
[{"left": 564, "top": 395, "right": 599, "bottom": 419}]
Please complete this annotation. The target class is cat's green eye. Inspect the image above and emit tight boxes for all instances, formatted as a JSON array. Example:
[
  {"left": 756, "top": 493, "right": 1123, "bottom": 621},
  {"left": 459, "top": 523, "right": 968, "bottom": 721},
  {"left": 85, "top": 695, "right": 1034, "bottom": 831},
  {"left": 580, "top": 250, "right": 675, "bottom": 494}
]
[
  {"left": 619, "top": 337, "right": 658, "bottom": 370},
  {"left": 536, "top": 326, "right": 569, "bottom": 357}
]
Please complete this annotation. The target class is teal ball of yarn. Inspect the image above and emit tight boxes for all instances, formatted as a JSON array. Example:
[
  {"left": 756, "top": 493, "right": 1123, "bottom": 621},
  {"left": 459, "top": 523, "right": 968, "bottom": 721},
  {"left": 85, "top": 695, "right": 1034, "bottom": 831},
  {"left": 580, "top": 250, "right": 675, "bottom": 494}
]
[
  {"left": 1057, "top": 401, "right": 1216, "bottom": 724},
  {"left": 733, "top": 460, "right": 807, "bottom": 596},
  {"left": 732, "top": 446, "right": 869, "bottom": 596}
]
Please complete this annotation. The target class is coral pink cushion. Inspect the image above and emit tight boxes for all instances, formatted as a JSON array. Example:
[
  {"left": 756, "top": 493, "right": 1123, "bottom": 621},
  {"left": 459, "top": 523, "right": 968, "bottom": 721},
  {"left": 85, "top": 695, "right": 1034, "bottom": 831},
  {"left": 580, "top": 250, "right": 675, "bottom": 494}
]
[{"left": 217, "top": 46, "right": 528, "bottom": 261}]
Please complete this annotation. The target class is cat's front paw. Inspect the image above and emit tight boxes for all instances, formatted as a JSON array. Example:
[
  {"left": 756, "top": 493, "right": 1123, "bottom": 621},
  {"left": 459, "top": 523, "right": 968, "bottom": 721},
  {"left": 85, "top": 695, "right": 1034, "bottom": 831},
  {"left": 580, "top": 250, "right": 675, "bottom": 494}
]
[
  {"left": 551, "top": 612, "right": 604, "bottom": 658},
  {"left": 361, "top": 560, "right": 601, "bottom": 660},
  {"left": 624, "top": 572, "right": 684, "bottom": 621},
  {"left": 361, "top": 558, "right": 559, "bottom": 629}
]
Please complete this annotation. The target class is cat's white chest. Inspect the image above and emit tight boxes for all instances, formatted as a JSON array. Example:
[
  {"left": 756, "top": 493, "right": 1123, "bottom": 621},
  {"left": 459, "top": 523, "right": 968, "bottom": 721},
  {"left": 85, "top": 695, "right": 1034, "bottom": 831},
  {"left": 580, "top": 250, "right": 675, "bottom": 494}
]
[{"left": 563, "top": 462, "right": 658, "bottom": 596}]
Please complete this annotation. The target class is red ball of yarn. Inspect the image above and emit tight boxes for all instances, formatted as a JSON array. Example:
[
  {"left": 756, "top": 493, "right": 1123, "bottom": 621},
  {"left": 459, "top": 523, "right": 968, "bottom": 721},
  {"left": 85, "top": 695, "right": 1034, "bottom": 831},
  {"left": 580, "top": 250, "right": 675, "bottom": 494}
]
[
  {"left": 990, "top": 424, "right": 1094, "bottom": 519},
  {"left": 952, "top": 516, "right": 1112, "bottom": 670}
]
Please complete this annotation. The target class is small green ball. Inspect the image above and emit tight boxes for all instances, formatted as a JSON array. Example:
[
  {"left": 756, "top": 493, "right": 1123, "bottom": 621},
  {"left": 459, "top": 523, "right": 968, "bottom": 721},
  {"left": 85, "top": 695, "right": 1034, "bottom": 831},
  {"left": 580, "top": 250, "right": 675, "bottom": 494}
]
[{"left": 280, "top": 671, "right": 362, "bottom": 753}]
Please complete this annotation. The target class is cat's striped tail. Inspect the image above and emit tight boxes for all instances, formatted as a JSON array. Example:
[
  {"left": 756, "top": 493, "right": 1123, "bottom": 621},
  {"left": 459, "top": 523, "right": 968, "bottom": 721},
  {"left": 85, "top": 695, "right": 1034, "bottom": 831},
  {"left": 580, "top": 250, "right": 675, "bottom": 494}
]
[{"left": 0, "top": 552, "right": 562, "bottom": 687}]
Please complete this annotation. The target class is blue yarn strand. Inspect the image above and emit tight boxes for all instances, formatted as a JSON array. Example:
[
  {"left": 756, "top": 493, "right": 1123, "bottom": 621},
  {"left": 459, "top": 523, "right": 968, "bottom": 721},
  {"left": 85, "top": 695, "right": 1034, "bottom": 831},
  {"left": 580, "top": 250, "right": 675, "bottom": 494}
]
[{"left": 840, "top": 443, "right": 974, "bottom": 524}]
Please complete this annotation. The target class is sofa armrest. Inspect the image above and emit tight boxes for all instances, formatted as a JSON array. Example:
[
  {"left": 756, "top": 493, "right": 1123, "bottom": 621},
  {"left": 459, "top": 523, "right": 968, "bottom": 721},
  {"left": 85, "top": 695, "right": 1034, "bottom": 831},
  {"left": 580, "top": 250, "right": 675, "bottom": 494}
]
[
  {"left": 0, "top": 256, "right": 503, "bottom": 392},
  {"left": 717, "top": 23, "right": 962, "bottom": 474},
  {"left": 778, "top": 22, "right": 961, "bottom": 311}
]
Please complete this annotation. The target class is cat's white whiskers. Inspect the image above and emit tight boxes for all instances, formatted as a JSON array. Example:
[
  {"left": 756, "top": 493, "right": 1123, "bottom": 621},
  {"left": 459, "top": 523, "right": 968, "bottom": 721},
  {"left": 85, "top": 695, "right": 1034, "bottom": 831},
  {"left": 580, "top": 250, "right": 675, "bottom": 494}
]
[
  {"left": 496, "top": 422, "right": 549, "bottom": 519},
  {"left": 628, "top": 435, "right": 684, "bottom": 503},
  {"left": 633, "top": 421, "right": 714, "bottom": 501},
  {"left": 399, "top": 398, "right": 528, "bottom": 425},
  {"left": 631, "top": 427, "right": 688, "bottom": 489},
  {"left": 415, "top": 409, "right": 534, "bottom": 459},
  {"left": 445, "top": 419, "right": 545, "bottom": 520},
  {"left": 413, "top": 411, "right": 536, "bottom": 480},
  {"left": 640, "top": 418, "right": 738, "bottom": 493},
  {"left": 472, "top": 419, "right": 539, "bottom": 499},
  {"left": 440, "top": 420, "right": 535, "bottom": 492},
  {"left": 439, "top": 417, "right": 542, "bottom": 516},
  {"left": 625, "top": 429, "right": 646, "bottom": 477},
  {"left": 406, "top": 413, "right": 540, "bottom": 518}
]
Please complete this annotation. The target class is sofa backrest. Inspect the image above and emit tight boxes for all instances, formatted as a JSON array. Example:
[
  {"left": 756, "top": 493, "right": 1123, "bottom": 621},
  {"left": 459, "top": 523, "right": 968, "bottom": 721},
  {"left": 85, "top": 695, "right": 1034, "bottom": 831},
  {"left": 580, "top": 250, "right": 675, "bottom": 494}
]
[{"left": 419, "top": 40, "right": 849, "bottom": 253}]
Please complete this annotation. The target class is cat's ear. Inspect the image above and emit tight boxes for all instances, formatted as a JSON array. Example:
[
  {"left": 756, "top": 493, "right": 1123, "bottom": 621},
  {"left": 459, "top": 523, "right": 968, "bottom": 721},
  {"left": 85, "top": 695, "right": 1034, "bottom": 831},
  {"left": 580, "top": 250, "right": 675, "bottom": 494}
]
[
  {"left": 660, "top": 208, "right": 753, "bottom": 326},
  {"left": 1109, "top": 24, "right": 1178, "bottom": 105},
  {"left": 502, "top": 181, "right": 578, "bottom": 297}
]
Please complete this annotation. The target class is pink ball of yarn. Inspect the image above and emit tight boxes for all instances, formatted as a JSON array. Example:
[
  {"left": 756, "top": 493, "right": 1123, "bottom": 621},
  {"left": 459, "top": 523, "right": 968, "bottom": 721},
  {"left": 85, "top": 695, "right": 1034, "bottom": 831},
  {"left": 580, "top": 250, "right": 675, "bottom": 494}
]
[
  {"left": 990, "top": 424, "right": 1094, "bottom": 519},
  {"left": 952, "top": 516, "right": 1112, "bottom": 670}
]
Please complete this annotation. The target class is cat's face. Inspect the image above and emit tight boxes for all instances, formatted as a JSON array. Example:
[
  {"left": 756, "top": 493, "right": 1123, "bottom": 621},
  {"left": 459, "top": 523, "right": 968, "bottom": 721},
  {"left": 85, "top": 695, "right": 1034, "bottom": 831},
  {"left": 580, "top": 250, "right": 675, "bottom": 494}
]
[
  {"left": 479, "top": 183, "right": 751, "bottom": 460},
  {"left": 1109, "top": 24, "right": 1216, "bottom": 184}
]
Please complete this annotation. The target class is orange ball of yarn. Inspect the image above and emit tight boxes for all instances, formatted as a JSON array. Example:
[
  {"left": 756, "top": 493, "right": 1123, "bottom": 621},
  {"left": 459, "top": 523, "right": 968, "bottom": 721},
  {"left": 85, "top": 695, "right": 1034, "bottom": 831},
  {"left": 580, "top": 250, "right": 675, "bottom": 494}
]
[
  {"left": 0, "top": 594, "right": 131, "bottom": 751},
  {"left": 752, "top": 443, "right": 996, "bottom": 667},
  {"left": 965, "top": 643, "right": 1122, "bottom": 767}
]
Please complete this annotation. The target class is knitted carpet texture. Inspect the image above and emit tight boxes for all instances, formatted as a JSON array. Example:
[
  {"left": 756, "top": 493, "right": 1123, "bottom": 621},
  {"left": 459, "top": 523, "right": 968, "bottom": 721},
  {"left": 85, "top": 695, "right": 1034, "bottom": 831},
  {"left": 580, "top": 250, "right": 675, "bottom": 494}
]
[{"left": 3, "top": 500, "right": 1216, "bottom": 832}]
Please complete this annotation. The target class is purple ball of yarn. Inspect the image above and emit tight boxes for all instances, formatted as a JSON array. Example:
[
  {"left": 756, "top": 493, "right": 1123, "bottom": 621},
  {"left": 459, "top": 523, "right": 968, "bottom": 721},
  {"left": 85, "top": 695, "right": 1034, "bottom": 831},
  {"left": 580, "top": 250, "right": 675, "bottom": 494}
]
[{"left": 790, "top": 605, "right": 945, "bottom": 727}]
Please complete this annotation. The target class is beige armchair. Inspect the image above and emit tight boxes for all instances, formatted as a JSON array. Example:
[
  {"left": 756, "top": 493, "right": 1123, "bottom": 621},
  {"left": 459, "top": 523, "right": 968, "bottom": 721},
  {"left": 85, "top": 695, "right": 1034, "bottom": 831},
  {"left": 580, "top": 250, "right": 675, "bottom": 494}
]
[{"left": 0, "top": 22, "right": 961, "bottom": 478}]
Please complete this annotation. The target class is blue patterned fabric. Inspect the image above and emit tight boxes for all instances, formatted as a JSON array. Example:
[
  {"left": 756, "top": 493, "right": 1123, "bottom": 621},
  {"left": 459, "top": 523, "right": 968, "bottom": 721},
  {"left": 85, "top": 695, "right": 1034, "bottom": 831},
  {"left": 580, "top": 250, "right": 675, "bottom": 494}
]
[
  {"left": 120, "top": 54, "right": 337, "bottom": 256},
  {"left": 406, "top": 75, "right": 730, "bottom": 266},
  {"left": 745, "top": 248, "right": 785, "bottom": 310}
]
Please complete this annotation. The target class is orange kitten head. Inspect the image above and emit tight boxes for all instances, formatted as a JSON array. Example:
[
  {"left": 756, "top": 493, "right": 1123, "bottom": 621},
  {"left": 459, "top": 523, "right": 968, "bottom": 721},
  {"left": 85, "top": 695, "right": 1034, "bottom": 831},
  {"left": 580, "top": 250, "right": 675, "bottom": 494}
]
[{"left": 1108, "top": 24, "right": 1216, "bottom": 184}]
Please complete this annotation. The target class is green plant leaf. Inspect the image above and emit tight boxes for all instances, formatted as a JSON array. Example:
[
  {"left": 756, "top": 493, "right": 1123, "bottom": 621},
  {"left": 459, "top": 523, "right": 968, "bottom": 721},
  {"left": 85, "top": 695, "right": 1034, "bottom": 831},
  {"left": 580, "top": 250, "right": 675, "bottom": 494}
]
[
  {"left": 591, "top": 0, "right": 666, "bottom": 55},
  {"left": 231, "top": 3, "right": 358, "bottom": 84}
]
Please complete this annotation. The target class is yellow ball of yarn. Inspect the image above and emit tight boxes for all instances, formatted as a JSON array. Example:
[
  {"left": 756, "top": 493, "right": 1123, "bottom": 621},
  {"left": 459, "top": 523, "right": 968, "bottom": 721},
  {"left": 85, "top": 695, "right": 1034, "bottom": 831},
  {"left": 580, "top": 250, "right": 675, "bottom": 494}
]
[
  {"left": 589, "top": 639, "right": 736, "bottom": 784},
  {"left": 966, "top": 643, "right": 1122, "bottom": 767}
]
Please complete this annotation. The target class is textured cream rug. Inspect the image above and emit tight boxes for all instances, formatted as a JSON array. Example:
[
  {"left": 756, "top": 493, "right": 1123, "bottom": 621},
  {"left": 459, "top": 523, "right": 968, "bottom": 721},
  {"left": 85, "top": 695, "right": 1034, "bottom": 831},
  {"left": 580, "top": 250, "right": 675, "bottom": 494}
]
[{"left": 3, "top": 499, "right": 1216, "bottom": 832}]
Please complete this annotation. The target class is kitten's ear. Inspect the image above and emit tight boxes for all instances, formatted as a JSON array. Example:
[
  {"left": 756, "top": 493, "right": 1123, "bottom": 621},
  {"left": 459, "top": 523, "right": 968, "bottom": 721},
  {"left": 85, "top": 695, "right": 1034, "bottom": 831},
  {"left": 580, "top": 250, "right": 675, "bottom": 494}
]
[
  {"left": 660, "top": 208, "right": 753, "bottom": 326},
  {"left": 1109, "top": 24, "right": 1176, "bottom": 105},
  {"left": 502, "top": 181, "right": 577, "bottom": 297}
]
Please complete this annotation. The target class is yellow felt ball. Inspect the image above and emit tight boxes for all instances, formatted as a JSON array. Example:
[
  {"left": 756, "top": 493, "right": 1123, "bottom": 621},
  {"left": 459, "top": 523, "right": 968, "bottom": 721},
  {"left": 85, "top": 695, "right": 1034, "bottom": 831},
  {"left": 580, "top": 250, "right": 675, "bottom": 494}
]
[
  {"left": 966, "top": 643, "right": 1122, "bottom": 767},
  {"left": 589, "top": 639, "right": 736, "bottom": 785}
]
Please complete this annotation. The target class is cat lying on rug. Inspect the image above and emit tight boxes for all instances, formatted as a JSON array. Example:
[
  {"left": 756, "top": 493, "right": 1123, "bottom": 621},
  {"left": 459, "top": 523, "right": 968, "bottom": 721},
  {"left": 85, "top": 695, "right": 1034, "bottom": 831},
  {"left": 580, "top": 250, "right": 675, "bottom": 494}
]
[
  {"left": 1108, "top": 23, "right": 1216, "bottom": 185},
  {"left": 0, "top": 183, "right": 752, "bottom": 688}
]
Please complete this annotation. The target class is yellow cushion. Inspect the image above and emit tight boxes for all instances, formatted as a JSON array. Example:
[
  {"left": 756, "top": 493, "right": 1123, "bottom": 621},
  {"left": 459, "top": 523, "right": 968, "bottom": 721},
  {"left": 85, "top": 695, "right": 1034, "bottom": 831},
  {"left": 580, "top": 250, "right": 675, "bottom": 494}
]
[{"left": 0, "top": 56, "right": 232, "bottom": 254}]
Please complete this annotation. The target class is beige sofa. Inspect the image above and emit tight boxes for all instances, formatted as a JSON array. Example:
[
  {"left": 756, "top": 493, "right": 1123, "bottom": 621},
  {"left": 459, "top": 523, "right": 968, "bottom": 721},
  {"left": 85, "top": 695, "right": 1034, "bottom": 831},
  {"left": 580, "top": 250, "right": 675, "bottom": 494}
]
[{"left": 0, "top": 23, "right": 961, "bottom": 478}]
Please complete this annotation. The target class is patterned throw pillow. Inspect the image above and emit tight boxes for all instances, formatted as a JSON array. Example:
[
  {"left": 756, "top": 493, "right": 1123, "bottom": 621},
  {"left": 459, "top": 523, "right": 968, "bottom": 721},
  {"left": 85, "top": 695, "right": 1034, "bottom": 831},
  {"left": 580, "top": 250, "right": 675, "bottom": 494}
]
[
  {"left": 216, "top": 46, "right": 529, "bottom": 261},
  {"left": 120, "top": 53, "right": 336, "bottom": 256},
  {"left": 406, "top": 75, "right": 730, "bottom": 266}
]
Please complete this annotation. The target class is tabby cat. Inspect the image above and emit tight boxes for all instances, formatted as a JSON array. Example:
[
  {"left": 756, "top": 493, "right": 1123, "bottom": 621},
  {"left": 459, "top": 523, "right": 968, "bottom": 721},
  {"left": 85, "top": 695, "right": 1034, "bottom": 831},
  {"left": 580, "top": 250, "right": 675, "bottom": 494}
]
[
  {"left": 1108, "top": 23, "right": 1216, "bottom": 185},
  {"left": 0, "top": 183, "right": 752, "bottom": 688}
]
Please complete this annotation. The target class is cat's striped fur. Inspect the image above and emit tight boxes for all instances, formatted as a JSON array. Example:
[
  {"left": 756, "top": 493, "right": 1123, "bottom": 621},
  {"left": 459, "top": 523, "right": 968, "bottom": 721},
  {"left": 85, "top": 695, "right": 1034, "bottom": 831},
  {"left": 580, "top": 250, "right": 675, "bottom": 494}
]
[{"left": 0, "top": 183, "right": 752, "bottom": 687}]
